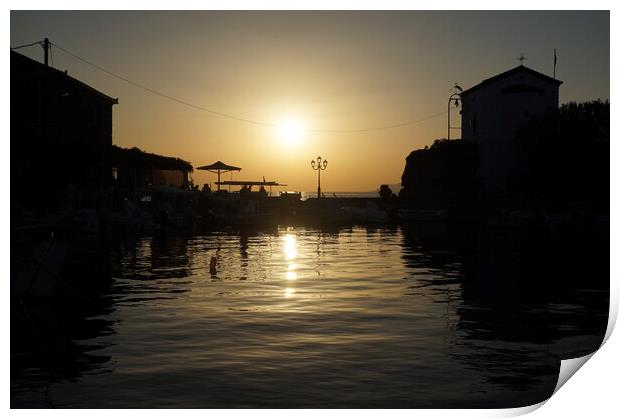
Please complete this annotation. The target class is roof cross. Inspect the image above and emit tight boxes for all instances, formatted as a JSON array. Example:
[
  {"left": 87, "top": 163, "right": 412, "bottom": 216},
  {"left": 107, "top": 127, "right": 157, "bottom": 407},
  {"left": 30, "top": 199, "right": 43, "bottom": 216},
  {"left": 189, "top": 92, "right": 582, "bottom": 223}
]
[{"left": 517, "top": 53, "right": 527, "bottom": 65}]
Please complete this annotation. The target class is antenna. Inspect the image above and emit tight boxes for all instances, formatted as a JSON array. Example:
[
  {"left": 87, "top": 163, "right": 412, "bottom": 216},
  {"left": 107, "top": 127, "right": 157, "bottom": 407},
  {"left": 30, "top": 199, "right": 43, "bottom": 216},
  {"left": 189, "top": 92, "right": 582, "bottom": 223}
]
[{"left": 554, "top": 48, "right": 557, "bottom": 79}]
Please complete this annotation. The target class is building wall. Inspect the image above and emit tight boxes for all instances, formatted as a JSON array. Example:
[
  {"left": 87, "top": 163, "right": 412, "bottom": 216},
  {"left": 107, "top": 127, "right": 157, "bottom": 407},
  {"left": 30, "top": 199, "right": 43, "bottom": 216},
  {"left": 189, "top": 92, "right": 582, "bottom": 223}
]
[
  {"left": 152, "top": 169, "right": 187, "bottom": 189},
  {"left": 460, "top": 69, "right": 560, "bottom": 192},
  {"left": 11, "top": 53, "right": 115, "bottom": 150},
  {"left": 11, "top": 52, "right": 116, "bottom": 211}
]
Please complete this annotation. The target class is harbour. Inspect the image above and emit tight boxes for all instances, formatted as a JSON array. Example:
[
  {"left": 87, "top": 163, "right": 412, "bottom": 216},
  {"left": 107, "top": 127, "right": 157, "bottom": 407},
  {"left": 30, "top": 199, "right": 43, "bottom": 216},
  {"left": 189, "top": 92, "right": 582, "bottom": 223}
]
[
  {"left": 11, "top": 225, "right": 609, "bottom": 408},
  {"left": 10, "top": 10, "right": 610, "bottom": 410}
]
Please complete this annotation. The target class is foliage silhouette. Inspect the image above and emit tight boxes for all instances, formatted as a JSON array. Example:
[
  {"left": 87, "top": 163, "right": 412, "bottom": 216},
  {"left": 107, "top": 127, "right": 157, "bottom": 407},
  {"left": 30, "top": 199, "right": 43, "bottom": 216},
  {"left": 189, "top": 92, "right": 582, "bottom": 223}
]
[{"left": 515, "top": 100, "right": 609, "bottom": 208}]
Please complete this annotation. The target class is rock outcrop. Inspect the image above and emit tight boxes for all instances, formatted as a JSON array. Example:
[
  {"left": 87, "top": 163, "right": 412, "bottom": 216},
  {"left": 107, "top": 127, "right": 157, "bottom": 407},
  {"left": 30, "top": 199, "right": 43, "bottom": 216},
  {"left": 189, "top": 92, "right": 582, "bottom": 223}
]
[{"left": 399, "top": 139, "right": 482, "bottom": 207}]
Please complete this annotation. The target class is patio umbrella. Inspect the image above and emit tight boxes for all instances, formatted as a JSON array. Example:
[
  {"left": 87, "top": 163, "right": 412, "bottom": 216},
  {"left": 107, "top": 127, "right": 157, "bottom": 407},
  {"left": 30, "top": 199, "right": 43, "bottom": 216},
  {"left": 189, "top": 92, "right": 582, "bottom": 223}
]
[{"left": 197, "top": 161, "right": 242, "bottom": 191}]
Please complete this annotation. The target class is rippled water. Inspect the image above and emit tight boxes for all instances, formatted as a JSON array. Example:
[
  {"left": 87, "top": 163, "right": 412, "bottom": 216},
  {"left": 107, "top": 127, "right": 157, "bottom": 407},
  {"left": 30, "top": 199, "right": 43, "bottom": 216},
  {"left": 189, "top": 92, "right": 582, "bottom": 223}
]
[{"left": 11, "top": 225, "right": 609, "bottom": 408}]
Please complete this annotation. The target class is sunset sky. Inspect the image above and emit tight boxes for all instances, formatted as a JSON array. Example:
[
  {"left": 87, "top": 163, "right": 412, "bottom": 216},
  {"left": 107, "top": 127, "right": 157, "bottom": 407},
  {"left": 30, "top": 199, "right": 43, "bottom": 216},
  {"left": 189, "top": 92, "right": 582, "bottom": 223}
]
[{"left": 10, "top": 11, "right": 609, "bottom": 192}]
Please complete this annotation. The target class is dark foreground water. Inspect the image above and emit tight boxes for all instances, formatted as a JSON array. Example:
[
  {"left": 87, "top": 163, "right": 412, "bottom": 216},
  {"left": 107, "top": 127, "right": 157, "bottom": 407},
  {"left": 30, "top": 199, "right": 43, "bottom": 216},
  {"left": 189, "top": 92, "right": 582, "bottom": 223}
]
[{"left": 11, "top": 224, "right": 609, "bottom": 408}]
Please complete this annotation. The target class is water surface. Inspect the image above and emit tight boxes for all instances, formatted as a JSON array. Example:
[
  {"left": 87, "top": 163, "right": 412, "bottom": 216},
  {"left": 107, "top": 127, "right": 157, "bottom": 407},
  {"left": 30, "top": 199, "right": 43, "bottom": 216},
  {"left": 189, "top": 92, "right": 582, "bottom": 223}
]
[{"left": 11, "top": 225, "right": 609, "bottom": 408}]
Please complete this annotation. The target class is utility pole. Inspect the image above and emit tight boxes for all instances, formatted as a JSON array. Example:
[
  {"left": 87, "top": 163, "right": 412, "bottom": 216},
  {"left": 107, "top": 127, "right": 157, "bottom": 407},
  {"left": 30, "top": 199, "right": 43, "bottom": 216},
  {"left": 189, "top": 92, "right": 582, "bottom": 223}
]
[
  {"left": 43, "top": 38, "right": 50, "bottom": 67},
  {"left": 41, "top": 38, "right": 50, "bottom": 144}
]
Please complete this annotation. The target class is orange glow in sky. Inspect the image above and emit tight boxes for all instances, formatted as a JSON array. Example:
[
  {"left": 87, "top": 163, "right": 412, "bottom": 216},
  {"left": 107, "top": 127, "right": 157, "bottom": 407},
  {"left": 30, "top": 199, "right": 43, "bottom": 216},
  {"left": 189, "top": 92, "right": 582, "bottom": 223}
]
[{"left": 10, "top": 11, "right": 610, "bottom": 192}]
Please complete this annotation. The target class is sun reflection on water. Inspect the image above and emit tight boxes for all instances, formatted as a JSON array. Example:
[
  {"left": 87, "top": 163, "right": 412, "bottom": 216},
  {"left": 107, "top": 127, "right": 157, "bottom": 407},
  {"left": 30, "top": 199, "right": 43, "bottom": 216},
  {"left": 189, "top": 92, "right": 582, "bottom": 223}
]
[
  {"left": 283, "top": 234, "right": 297, "bottom": 260},
  {"left": 282, "top": 234, "right": 298, "bottom": 296}
]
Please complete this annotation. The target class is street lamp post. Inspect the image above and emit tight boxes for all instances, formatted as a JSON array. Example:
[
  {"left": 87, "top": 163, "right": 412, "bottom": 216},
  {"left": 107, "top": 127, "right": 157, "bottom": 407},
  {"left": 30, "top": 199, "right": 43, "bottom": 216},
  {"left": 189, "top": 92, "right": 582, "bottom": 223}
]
[
  {"left": 311, "top": 156, "right": 328, "bottom": 199},
  {"left": 448, "top": 83, "right": 463, "bottom": 140}
]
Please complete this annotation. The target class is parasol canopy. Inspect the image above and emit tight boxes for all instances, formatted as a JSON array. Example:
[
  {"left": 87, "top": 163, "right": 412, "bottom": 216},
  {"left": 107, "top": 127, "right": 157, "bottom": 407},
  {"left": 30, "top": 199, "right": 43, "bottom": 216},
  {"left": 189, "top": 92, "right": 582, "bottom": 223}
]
[
  {"left": 197, "top": 161, "right": 241, "bottom": 172},
  {"left": 197, "top": 161, "right": 241, "bottom": 191}
]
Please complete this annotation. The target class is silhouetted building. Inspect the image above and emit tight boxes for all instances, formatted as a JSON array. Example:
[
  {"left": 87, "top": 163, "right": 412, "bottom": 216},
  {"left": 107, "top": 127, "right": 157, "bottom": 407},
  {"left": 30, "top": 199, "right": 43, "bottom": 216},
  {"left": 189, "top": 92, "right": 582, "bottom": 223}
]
[
  {"left": 460, "top": 65, "right": 562, "bottom": 192},
  {"left": 11, "top": 50, "right": 118, "bottom": 212},
  {"left": 110, "top": 146, "right": 193, "bottom": 200}
]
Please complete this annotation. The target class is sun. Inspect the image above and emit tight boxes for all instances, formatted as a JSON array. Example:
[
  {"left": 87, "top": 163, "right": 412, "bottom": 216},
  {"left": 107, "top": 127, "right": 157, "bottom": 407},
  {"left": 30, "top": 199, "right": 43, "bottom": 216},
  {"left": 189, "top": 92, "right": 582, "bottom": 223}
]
[{"left": 277, "top": 117, "right": 305, "bottom": 146}]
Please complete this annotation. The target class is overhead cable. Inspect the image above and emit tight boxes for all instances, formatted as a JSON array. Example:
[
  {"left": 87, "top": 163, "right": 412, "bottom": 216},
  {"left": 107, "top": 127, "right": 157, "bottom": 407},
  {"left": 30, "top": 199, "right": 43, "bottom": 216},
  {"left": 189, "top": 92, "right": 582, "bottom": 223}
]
[
  {"left": 11, "top": 40, "right": 43, "bottom": 50},
  {"left": 52, "top": 41, "right": 446, "bottom": 133}
]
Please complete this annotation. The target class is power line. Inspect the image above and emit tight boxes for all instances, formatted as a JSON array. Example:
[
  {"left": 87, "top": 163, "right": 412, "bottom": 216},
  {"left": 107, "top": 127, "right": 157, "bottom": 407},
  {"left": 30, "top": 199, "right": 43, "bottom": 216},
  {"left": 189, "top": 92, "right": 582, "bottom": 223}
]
[
  {"left": 51, "top": 41, "right": 447, "bottom": 133},
  {"left": 51, "top": 42, "right": 277, "bottom": 128},
  {"left": 307, "top": 111, "right": 447, "bottom": 133},
  {"left": 11, "top": 40, "right": 43, "bottom": 50}
]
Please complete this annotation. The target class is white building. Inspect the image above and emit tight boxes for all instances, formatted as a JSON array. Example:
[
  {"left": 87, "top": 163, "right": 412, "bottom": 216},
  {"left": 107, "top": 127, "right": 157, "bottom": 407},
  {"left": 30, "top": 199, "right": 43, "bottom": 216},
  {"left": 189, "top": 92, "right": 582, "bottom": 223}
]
[{"left": 460, "top": 65, "right": 562, "bottom": 192}]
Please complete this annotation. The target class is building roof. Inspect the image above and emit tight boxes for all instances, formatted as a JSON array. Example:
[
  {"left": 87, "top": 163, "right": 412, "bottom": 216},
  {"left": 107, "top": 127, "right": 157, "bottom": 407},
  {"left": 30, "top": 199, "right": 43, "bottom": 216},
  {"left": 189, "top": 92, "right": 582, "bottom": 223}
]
[
  {"left": 215, "top": 180, "right": 283, "bottom": 186},
  {"left": 111, "top": 145, "right": 193, "bottom": 172},
  {"left": 11, "top": 50, "right": 119, "bottom": 104},
  {"left": 460, "top": 65, "right": 563, "bottom": 97}
]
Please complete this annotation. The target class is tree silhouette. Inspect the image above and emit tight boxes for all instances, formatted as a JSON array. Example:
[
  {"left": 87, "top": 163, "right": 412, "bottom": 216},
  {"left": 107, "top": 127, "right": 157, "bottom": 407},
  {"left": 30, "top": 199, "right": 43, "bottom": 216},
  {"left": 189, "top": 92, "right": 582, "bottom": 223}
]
[{"left": 516, "top": 100, "right": 609, "bottom": 208}]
